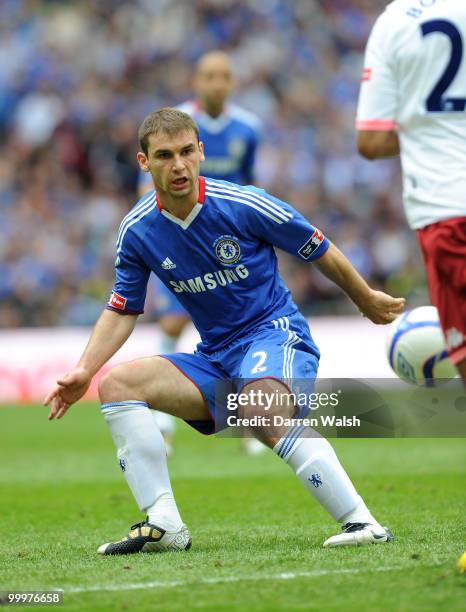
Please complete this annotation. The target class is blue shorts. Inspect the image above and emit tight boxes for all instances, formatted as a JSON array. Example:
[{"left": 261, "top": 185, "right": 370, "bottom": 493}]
[
  {"left": 151, "top": 275, "right": 187, "bottom": 318},
  {"left": 162, "top": 312, "right": 319, "bottom": 435}
]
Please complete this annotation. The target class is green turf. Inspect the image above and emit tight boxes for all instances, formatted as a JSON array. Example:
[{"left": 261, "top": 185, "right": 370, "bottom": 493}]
[{"left": 0, "top": 404, "right": 465, "bottom": 611}]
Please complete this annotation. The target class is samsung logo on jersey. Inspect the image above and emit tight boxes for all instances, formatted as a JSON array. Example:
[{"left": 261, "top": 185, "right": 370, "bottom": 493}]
[{"left": 169, "top": 264, "right": 249, "bottom": 294}]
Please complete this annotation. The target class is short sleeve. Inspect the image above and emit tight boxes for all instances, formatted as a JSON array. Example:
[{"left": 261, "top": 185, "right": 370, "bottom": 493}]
[
  {"left": 356, "top": 13, "right": 398, "bottom": 131},
  {"left": 106, "top": 230, "right": 150, "bottom": 315},
  {"left": 244, "top": 186, "right": 330, "bottom": 262}
]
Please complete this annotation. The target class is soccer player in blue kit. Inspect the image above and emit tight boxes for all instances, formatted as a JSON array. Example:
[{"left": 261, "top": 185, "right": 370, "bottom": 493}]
[
  {"left": 141, "top": 51, "right": 262, "bottom": 452},
  {"left": 140, "top": 51, "right": 260, "bottom": 342},
  {"left": 45, "top": 108, "right": 405, "bottom": 553}
]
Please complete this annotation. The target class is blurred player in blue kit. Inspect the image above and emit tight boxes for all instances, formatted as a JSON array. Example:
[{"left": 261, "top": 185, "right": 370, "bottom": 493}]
[
  {"left": 139, "top": 51, "right": 262, "bottom": 452},
  {"left": 45, "top": 108, "right": 405, "bottom": 554}
]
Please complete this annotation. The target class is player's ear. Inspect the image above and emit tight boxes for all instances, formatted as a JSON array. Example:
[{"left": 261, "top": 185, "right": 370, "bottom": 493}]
[
  {"left": 137, "top": 151, "right": 150, "bottom": 172},
  {"left": 198, "top": 141, "right": 205, "bottom": 162}
]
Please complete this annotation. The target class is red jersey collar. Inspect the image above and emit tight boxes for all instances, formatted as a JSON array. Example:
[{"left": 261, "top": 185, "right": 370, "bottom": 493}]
[{"left": 156, "top": 176, "right": 205, "bottom": 211}]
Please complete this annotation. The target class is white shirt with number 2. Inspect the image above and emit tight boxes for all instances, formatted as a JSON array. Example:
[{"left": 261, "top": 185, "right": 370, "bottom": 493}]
[{"left": 357, "top": 0, "right": 466, "bottom": 229}]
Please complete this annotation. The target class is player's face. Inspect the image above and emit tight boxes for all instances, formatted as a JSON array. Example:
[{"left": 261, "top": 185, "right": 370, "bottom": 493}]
[
  {"left": 138, "top": 130, "right": 205, "bottom": 199},
  {"left": 195, "top": 56, "right": 234, "bottom": 113}
]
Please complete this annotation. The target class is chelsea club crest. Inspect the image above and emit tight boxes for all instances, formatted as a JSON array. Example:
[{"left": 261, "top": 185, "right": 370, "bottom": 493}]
[{"left": 213, "top": 235, "right": 241, "bottom": 265}]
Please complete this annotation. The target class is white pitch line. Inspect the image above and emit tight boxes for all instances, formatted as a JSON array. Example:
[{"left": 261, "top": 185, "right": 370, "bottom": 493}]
[{"left": 59, "top": 563, "right": 440, "bottom": 595}]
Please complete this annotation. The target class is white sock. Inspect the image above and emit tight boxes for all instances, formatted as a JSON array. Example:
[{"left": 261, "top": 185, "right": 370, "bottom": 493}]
[
  {"left": 102, "top": 401, "right": 183, "bottom": 531},
  {"left": 274, "top": 425, "right": 379, "bottom": 525}
]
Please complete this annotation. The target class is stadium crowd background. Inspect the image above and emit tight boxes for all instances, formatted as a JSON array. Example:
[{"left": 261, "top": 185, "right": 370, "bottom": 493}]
[{"left": 0, "top": 0, "right": 428, "bottom": 328}]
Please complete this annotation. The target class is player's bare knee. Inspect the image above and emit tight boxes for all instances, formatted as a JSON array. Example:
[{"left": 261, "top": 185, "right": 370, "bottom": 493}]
[
  {"left": 98, "top": 365, "right": 141, "bottom": 404},
  {"left": 239, "top": 379, "right": 295, "bottom": 443}
]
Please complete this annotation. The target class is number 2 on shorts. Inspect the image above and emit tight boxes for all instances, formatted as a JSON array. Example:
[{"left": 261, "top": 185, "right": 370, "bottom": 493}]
[{"left": 251, "top": 351, "right": 267, "bottom": 374}]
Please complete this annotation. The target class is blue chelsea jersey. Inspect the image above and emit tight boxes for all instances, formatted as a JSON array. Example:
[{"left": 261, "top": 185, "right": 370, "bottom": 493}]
[{"left": 108, "top": 177, "right": 330, "bottom": 352}]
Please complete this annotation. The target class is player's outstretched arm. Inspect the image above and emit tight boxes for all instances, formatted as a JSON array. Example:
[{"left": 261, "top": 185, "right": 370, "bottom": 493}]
[
  {"left": 314, "top": 242, "right": 405, "bottom": 324},
  {"left": 44, "top": 309, "right": 138, "bottom": 420}
]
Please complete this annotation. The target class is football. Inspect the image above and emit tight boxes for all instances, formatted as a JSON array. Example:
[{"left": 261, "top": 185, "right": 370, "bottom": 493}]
[{"left": 386, "top": 306, "right": 457, "bottom": 385}]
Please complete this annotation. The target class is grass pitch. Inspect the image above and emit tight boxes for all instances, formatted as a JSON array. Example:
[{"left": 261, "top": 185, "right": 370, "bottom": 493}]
[{"left": 0, "top": 403, "right": 465, "bottom": 611}]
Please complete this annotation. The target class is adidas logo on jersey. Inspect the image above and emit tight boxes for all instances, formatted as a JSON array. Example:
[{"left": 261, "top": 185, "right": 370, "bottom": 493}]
[{"left": 161, "top": 257, "right": 176, "bottom": 270}]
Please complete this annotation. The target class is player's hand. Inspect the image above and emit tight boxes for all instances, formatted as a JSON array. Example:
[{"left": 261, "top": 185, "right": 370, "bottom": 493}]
[
  {"left": 43, "top": 367, "right": 92, "bottom": 420},
  {"left": 358, "top": 290, "right": 405, "bottom": 325}
]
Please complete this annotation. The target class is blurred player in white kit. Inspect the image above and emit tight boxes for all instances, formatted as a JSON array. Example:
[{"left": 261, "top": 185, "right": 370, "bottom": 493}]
[{"left": 357, "top": 0, "right": 466, "bottom": 379}]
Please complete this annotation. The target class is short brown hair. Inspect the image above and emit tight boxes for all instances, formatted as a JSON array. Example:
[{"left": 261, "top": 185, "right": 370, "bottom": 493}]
[{"left": 138, "top": 107, "right": 200, "bottom": 155}]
